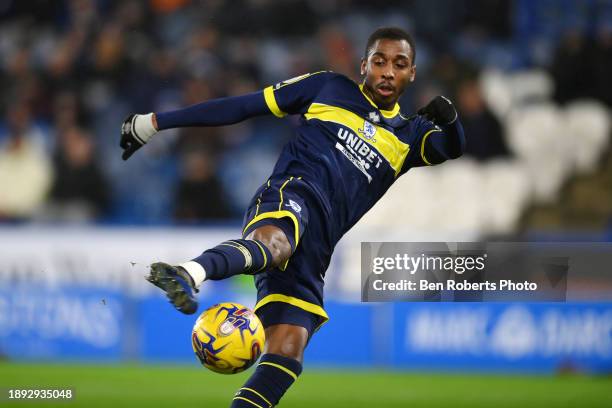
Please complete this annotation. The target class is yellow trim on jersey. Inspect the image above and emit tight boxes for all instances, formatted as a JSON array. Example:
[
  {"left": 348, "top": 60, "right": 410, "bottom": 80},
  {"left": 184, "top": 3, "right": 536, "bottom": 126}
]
[
  {"left": 258, "top": 362, "right": 299, "bottom": 381},
  {"left": 263, "top": 86, "right": 286, "bottom": 118},
  {"left": 304, "top": 103, "right": 410, "bottom": 175},
  {"left": 240, "top": 388, "right": 272, "bottom": 408},
  {"left": 233, "top": 396, "right": 264, "bottom": 408},
  {"left": 254, "top": 294, "right": 330, "bottom": 331},
  {"left": 358, "top": 83, "right": 400, "bottom": 118},
  {"left": 420, "top": 128, "right": 443, "bottom": 166},
  {"left": 264, "top": 71, "right": 329, "bottom": 118},
  {"left": 243, "top": 210, "right": 300, "bottom": 248}
]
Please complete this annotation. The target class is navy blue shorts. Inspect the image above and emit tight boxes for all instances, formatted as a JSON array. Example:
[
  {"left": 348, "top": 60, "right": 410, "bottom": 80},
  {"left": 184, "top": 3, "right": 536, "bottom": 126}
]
[
  {"left": 255, "top": 301, "right": 323, "bottom": 339},
  {"left": 242, "top": 175, "right": 333, "bottom": 335}
]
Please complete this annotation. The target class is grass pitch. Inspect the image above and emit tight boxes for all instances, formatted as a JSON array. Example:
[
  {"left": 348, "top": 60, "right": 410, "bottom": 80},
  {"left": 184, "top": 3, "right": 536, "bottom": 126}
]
[{"left": 0, "top": 362, "right": 611, "bottom": 407}]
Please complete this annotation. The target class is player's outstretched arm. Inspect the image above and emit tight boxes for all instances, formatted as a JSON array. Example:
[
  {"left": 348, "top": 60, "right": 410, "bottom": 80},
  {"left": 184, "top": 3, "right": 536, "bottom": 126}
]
[
  {"left": 119, "top": 91, "right": 270, "bottom": 160},
  {"left": 418, "top": 96, "right": 466, "bottom": 164},
  {"left": 120, "top": 72, "right": 334, "bottom": 160}
]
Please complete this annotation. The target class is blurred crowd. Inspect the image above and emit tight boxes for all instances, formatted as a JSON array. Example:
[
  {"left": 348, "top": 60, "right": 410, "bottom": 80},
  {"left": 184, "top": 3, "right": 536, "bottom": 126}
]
[{"left": 0, "top": 0, "right": 610, "bottom": 225}]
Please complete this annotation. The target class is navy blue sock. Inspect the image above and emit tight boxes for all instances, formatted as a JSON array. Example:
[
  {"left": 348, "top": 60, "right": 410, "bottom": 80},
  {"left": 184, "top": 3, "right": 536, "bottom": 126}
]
[
  {"left": 231, "top": 354, "right": 303, "bottom": 408},
  {"left": 192, "top": 239, "right": 273, "bottom": 280}
]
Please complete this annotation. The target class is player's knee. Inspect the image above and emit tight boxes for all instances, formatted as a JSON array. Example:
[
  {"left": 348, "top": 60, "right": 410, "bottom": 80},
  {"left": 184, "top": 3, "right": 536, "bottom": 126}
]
[
  {"left": 250, "top": 226, "right": 292, "bottom": 268},
  {"left": 266, "top": 240, "right": 292, "bottom": 268},
  {"left": 264, "top": 325, "right": 308, "bottom": 363},
  {"left": 266, "top": 339, "right": 305, "bottom": 361}
]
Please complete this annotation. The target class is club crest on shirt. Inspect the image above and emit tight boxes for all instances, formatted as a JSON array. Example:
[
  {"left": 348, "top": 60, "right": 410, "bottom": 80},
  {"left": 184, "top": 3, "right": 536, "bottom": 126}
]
[{"left": 359, "top": 120, "right": 377, "bottom": 142}]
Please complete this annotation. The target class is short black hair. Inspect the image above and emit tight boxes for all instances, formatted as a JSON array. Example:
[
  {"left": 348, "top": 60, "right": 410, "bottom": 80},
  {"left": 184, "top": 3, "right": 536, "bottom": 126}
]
[{"left": 364, "top": 27, "right": 416, "bottom": 65}]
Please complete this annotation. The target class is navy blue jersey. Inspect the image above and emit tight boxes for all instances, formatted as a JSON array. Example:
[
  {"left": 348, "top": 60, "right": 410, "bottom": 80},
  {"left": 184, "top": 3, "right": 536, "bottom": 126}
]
[
  {"left": 156, "top": 70, "right": 465, "bottom": 326},
  {"left": 262, "top": 71, "right": 456, "bottom": 240}
]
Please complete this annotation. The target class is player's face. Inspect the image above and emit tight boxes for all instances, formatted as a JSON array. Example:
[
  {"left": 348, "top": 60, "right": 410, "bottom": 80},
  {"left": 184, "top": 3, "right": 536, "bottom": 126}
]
[{"left": 360, "top": 39, "right": 416, "bottom": 110}]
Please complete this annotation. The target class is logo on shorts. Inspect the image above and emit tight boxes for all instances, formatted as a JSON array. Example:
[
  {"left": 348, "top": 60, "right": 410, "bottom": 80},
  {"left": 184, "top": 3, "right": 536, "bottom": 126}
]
[
  {"left": 286, "top": 199, "right": 302, "bottom": 213},
  {"left": 358, "top": 120, "right": 377, "bottom": 141}
]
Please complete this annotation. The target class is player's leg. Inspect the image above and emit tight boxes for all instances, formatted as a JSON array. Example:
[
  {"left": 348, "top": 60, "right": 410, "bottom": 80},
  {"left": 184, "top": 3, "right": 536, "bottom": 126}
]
[
  {"left": 231, "top": 323, "right": 311, "bottom": 407},
  {"left": 147, "top": 176, "right": 305, "bottom": 314},
  {"left": 230, "top": 177, "right": 329, "bottom": 407},
  {"left": 146, "top": 223, "right": 292, "bottom": 314},
  {"left": 186, "top": 223, "right": 292, "bottom": 282}
]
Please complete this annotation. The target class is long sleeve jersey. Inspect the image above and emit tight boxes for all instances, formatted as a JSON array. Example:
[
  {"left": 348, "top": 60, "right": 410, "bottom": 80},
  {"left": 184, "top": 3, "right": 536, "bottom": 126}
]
[{"left": 156, "top": 71, "right": 465, "bottom": 238}]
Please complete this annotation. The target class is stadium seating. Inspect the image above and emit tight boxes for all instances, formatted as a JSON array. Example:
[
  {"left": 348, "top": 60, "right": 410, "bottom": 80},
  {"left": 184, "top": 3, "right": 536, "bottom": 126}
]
[{"left": 564, "top": 100, "right": 611, "bottom": 174}]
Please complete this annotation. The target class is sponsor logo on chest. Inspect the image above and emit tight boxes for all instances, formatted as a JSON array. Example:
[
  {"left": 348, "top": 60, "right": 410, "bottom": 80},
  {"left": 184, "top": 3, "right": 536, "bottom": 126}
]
[{"left": 336, "top": 125, "right": 384, "bottom": 170}]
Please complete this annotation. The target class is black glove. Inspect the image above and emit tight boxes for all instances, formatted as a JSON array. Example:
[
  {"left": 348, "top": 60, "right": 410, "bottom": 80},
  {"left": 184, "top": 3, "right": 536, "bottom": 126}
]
[
  {"left": 417, "top": 96, "right": 458, "bottom": 125},
  {"left": 120, "top": 113, "right": 157, "bottom": 160}
]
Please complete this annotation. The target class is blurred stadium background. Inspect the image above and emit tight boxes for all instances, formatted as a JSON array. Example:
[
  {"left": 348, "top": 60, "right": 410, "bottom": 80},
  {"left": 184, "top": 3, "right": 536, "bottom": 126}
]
[{"left": 0, "top": 0, "right": 611, "bottom": 407}]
